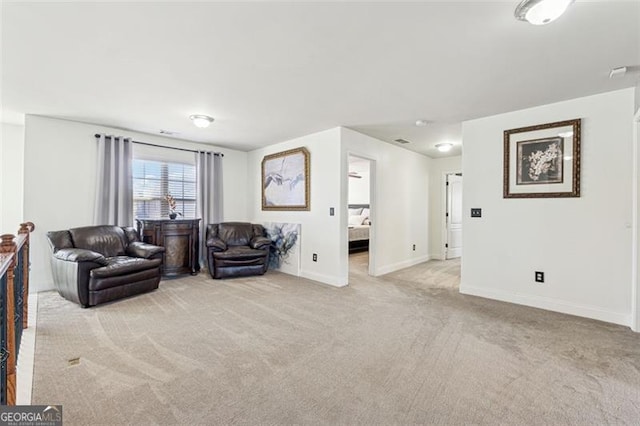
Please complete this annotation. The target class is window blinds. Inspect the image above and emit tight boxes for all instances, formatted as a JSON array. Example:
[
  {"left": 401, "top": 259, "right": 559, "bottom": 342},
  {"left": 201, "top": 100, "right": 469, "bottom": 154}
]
[{"left": 132, "top": 159, "right": 196, "bottom": 219}]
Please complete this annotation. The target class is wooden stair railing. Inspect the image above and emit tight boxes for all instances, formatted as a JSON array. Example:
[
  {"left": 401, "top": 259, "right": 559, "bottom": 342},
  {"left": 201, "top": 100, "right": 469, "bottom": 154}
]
[{"left": 0, "top": 221, "right": 35, "bottom": 405}]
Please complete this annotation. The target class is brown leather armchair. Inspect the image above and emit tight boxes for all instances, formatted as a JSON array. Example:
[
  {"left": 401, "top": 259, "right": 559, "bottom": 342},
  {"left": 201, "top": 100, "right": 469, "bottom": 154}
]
[
  {"left": 46, "top": 225, "right": 165, "bottom": 307},
  {"left": 206, "top": 222, "right": 271, "bottom": 279}
]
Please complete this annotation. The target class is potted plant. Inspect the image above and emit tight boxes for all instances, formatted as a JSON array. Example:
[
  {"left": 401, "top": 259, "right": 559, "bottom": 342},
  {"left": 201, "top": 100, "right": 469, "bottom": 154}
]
[{"left": 164, "top": 194, "right": 182, "bottom": 219}]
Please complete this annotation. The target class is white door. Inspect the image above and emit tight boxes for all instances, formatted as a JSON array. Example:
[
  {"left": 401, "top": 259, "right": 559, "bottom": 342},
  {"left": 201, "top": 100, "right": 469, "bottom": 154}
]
[{"left": 446, "top": 174, "right": 463, "bottom": 259}]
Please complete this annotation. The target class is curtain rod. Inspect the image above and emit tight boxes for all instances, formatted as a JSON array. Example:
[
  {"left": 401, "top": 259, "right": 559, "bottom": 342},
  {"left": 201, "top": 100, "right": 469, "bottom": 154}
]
[{"left": 94, "top": 134, "right": 224, "bottom": 156}]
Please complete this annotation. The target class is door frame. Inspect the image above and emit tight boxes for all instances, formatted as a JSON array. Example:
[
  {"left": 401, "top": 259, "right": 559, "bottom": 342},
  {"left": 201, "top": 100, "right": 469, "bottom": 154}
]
[
  {"left": 346, "top": 152, "right": 377, "bottom": 277},
  {"left": 441, "top": 170, "right": 462, "bottom": 260},
  {"left": 632, "top": 107, "right": 640, "bottom": 332}
]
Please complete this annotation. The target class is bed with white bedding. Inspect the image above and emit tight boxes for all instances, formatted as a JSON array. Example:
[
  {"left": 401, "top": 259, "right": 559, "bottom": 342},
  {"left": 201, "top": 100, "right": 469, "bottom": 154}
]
[{"left": 348, "top": 204, "right": 370, "bottom": 253}]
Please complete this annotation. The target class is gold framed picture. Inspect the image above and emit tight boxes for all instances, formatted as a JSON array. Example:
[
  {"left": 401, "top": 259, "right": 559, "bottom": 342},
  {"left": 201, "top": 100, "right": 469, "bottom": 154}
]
[{"left": 262, "top": 147, "right": 310, "bottom": 210}]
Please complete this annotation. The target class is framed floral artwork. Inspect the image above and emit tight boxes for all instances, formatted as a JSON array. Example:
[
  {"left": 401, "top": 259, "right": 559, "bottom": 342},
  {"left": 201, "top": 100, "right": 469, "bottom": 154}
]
[
  {"left": 262, "top": 147, "right": 310, "bottom": 210},
  {"left": 504, "top": 118, "right": 581, "bottom": 198}
]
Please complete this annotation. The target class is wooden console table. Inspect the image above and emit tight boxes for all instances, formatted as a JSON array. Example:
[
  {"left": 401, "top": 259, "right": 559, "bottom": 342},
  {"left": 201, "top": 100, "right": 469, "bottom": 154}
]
[{"left": 136, "top": 218, "right": 201, "bottom": 276}]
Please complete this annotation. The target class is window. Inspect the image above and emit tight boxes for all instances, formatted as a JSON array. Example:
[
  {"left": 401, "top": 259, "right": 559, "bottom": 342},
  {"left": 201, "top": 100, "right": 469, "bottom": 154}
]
[{"left": 133, "top": 159, "right": 196, "bottom": 219}]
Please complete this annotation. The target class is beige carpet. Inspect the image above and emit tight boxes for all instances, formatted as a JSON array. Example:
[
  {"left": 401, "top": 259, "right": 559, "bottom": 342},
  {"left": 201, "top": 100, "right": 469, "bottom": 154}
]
[{"left": 32, "top": 256, "right": 640, "bottom": 425}]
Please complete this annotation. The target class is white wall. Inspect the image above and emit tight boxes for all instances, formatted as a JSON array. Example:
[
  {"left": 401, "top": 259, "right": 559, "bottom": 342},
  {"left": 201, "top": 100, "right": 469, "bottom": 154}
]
[
  {"left": 428, "top": 156, "right": 462, "bottom": 260},
  {"left": 0, "top": 123, "right": 25, "bottom": 233},
  {"left": 248, "top": 127, "right": 431, "bottom": 287},
  {"left": 461, "top": 88, "right": 635, "bottom": 326},
  {"left": 248, "top": 128, "right": 344, "bottom": 286},
  {"left": 341, "top": 127, "right": 431, "bottom": 277},
  {"left": 24, "top": 115, "right": 248, "bottom": 292}
]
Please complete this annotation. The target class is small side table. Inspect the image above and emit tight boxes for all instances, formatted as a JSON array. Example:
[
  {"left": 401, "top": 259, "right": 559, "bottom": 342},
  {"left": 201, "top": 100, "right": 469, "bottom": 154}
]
[{"left": 136, "top": 218, "right": 201, "bottom": 276}]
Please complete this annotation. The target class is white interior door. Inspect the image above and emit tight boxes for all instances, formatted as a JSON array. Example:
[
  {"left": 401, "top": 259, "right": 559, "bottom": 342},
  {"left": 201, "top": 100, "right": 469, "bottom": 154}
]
[{"left": 446, "top": 174, "right": 463, "bottom": 259}]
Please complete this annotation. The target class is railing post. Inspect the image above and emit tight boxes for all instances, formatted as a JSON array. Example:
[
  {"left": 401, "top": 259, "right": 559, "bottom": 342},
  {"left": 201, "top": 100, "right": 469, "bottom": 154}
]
[
  {"left": 17, "top": 222, "right": 34, "bottom": 330},
  {"left": 0, "top": 234, "right": 17, "bottom": 405}
]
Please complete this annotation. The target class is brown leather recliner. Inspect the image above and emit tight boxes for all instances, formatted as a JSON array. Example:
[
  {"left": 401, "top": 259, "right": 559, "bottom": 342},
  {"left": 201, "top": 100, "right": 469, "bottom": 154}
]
[
  {"left": 46, "top": 225, "right": 165, "bottom": 308},
  {"left": 206, "top": 222, "right": 271, "bottom": 279}
]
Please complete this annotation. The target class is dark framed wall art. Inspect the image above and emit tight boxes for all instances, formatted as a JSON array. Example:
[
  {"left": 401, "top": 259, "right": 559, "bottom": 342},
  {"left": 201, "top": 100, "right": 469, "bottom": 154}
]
[
  {"left": 262, "top": 147, "right": 310, "bottom": 210},
  {"left": 503, "top": 118, "right": 581, "bottom": 198}
]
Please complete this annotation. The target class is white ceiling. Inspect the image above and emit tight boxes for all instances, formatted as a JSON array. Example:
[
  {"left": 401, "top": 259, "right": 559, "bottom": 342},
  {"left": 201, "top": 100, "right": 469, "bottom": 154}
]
[{"left": 1, "top": 1, "right": 638, "bottom": 157}]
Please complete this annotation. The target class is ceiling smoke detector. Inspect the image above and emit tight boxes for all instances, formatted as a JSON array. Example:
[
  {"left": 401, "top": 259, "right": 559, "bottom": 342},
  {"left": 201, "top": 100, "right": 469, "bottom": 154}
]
[
  {"left": 415, "top": 120, "right": 429, "bottom": 127},
  {"left": 609, "top": 67, "right": 627, "bottom": 79}
]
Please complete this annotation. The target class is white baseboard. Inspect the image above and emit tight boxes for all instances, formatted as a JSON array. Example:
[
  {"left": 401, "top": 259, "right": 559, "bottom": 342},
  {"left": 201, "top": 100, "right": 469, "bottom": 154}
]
[
  {"left": 300, "top": 270, "right": 348, "bottom": 287},
  {"left": 460, "top": 284, "right": 632, "bottom": 327},
  {"left": 17, "top": 292, "right": 38, "bottom": 405},
  {"left": 375, "top": 255, "right": 431, "bottom": 276}
]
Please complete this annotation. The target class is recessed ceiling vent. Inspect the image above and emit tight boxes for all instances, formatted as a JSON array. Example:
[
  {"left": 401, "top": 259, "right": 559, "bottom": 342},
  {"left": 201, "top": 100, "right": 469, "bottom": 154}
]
[
  {"left": 160, "top": 129, "right": 177, "bottom": 135},
  {"left": 394, "top": 138, "right": 410, "bottom": 144}
]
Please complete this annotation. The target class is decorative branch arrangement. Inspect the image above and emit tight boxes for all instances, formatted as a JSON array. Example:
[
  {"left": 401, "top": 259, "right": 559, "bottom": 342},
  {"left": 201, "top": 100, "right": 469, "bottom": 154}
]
[{"left": 164, "top": 194, "right": 182, "bottom": 218}]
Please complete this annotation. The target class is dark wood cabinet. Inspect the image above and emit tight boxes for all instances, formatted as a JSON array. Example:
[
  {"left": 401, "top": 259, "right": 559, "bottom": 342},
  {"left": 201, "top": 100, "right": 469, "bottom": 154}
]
[{"left": 136, "top": 219, "right": 201, "bottom": 277}]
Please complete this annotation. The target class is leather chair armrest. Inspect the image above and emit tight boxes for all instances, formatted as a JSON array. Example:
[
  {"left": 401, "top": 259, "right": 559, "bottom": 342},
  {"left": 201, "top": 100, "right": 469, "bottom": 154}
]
[
  {"left": 53, "top": 248, "right": 108, "bottom": 265},
  {"left": 126, "top": 242, "right": 165, "bottom": 259},
  {"left": 250, "top": 236, "right": 271, "bottom": 250},
  {"left": 206, "top": 237, "right": 227, "bottom": 252}
]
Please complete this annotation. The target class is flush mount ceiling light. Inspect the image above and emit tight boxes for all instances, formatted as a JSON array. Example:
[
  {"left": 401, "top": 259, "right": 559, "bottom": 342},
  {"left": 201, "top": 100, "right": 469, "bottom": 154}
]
[
  {"left": 189, "top": 115, "right": 214, "bottom": 128},
  {"left": 435, "top": 143, "right": 453, "bottom": 153},
  {"left": 515, "top": 0, "right": 574, "bottom": 25}
]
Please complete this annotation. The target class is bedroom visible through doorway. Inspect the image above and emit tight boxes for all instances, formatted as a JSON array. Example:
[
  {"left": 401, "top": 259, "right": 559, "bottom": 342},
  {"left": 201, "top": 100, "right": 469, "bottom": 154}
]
[{"left": 348, "top": 155, "right": 373, "bottom": 276}]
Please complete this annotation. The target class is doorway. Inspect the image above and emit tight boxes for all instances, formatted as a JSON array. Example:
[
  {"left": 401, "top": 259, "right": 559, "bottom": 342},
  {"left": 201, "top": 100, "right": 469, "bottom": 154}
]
[
  {"left": 445, "top": 173, "right": 463, "bottom": 259},
  {"left": 348, "top": 154, "right": 375, "bottom": 277}
]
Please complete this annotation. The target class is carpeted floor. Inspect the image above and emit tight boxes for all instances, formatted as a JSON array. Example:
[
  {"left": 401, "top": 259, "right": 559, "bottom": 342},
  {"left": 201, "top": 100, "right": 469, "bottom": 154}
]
[{"left": 32, "top": 255, "right": 640, "bottom": 425}]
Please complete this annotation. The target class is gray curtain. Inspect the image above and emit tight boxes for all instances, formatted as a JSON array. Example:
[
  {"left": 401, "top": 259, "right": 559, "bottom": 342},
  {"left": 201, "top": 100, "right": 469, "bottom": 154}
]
[
  {"left": 196, "top": 151, "right": 223, "bottom": 266},
  {"left": 93, "top": 134, "right": 133, "bottom": 226}
]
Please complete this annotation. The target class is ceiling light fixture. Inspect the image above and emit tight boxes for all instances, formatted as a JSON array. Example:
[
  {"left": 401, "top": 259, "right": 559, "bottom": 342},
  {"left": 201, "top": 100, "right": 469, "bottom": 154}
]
[
  {"left": 415, "top": 120, "right": 429, "bottom": 127},
  {"left": 515, "top": 0, "right": 574, "bottom": 25},
  {"left": 189, "top": 114, "right": 214, "bottom": 128},
  {"left": 435, "top": 143, "right": 453, "bottom": 153}
]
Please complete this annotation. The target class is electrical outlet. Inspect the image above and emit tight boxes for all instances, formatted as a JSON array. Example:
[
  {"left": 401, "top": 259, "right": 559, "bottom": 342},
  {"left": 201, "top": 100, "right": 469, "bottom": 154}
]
[
  {"left": 535, "top": 271, "right": 544, "bottom": 283},
  {"left": 471, "top": 208, "right": 482, "bottom": 218},
  {"left": 313, "top": 253, "right": 317, "bottom": 262},
  {"left": 412, "top": 244, "right": 416, "bottom": 251}
]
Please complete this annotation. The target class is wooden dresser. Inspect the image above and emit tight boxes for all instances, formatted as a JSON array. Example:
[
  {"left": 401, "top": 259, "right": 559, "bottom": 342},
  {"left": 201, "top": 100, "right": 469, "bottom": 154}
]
[{"left": 136, "top": 218, "right": 201, "bottom": 276}]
